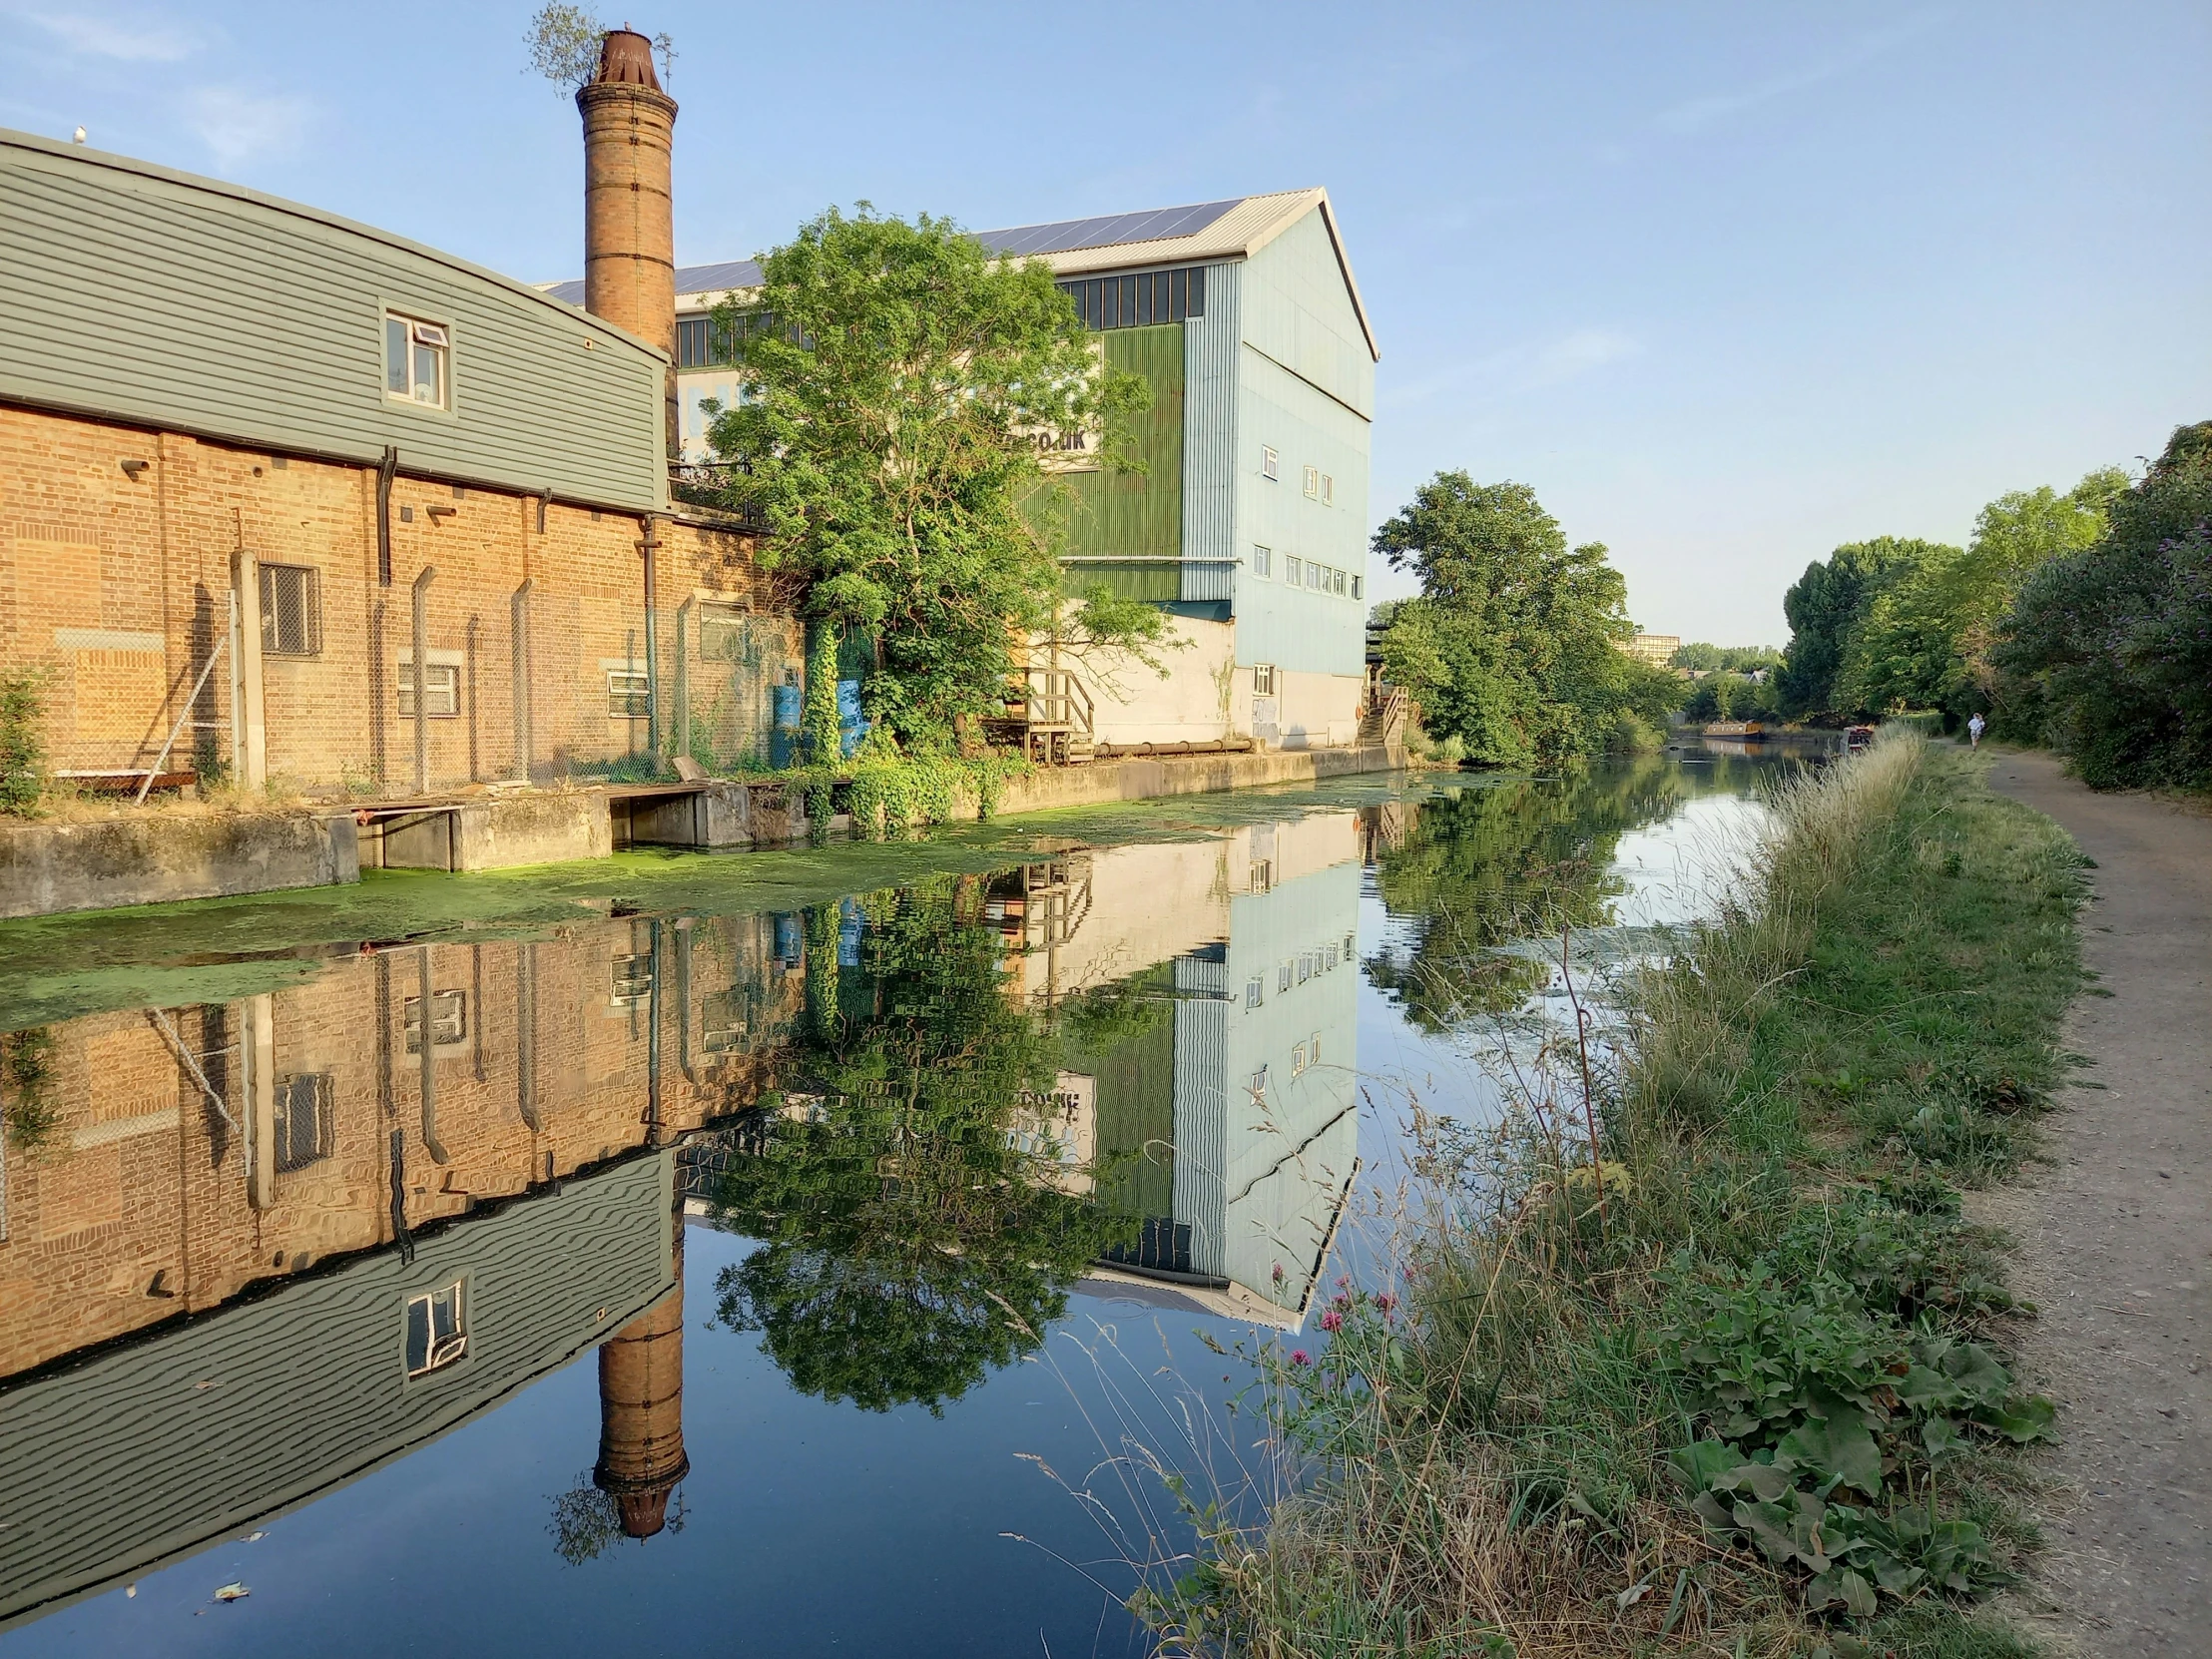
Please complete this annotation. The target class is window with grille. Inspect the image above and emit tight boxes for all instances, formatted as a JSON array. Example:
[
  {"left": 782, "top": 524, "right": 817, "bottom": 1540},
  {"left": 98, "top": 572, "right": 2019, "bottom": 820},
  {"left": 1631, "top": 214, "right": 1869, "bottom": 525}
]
[
  {"left": 1303, "top": 464, "right": 1319, "bottom": 498},
  {"left": 402, "top": 989, "right": 466, "bottom": 1053},
  {"left": 404, "top": 1280, "right": 466, "bottom": 1376},
  {"left": 1262, "top": 446, "right": 1280, "bottom": 481},
  {"left": 609, "top": 952, "right": 654, "bottom": 1007},
  {"left": 1249, "top": 858, "right": 1273, "bottom": 893},
  {"left": 1245, "top": 975, "right": 1265, "bottom": 1008},
  {"left": 394, "top": 662, "right": 459, "bottom": 718},
  {"left": 1251, "top": 545, "right": 1272, "bottom": 578},
  {"left": 1321, "top": 473, "right": 1335, "bottom": 505},
  {"left": 1253, "top": 664, "right": 1276, "bottom": 695},
  {"left": 259, "top": 564, "right": 320, "bottom": 656},
  {"left": 1284, "top": 556, "right": 1302, "bottom": 587},
  {"left": 608, "top": 669, "right": 651, "bottom": 721},
  {"left": 384, "top": 313, "right": 449, "bottom": 407},
  {"left": 1278, "top": 960, "right": 1294, "bottom": 993},
  {"left": 273, "top": 1073, "right": 333, "bottom": 1172},
  {"left": 1249, "top": 1065, "right": 1269, "bottom": 1098}
]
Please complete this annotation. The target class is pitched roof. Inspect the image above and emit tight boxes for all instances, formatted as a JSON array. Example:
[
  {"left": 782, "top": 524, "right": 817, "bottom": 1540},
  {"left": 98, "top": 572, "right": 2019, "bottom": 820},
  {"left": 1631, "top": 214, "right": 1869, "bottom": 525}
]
[{"left": 539, "top": 187, "right": 1377, "bottom": 358}]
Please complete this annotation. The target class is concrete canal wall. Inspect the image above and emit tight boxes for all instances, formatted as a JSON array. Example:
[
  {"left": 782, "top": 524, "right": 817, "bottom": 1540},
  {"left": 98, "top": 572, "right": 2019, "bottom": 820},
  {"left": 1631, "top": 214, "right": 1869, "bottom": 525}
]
[{"left": 0, "top": 743, "right": 1408, "bottom": 918}]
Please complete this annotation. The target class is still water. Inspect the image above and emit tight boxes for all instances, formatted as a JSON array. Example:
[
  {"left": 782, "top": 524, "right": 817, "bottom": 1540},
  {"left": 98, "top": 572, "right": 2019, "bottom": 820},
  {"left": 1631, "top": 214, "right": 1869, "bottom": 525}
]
[{"left": 0, "top": 753, "right": 1793, "bottom": 1655}]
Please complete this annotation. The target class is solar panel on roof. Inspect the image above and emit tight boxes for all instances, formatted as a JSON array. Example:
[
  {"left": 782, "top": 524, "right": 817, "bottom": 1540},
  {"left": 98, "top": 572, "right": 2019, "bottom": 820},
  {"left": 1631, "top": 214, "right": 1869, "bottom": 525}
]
[{"left": 977, "top": 198, "right": 1246, "bottom": 258}]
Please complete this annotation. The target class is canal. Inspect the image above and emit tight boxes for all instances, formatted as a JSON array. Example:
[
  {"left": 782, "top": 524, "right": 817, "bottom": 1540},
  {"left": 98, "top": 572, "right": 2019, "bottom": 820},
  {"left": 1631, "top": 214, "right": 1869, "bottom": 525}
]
[{"left": 0, "top": 752, "right": 1794, "bottom": 1655}]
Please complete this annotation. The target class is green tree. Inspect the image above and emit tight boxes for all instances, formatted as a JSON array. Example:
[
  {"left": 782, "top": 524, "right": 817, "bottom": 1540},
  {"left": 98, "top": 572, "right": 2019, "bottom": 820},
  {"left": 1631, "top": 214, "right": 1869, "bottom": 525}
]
[
  {"left": 1776, "top": 538, "right": 1950, "bottom": 718},
  {"left": 1671, "top": 643, "right": 1783, "bottom": 675},
  {"left": 1997, "top": 422, "right": 2212, "bottom": 789},
  {"left": 708, "top": 880, "right": 1124, "bottom": 1412},
  {"left": 1374, "top": 474, "right": 1674, "bottom": 767},
  {"left": 704, "top": 207, "right": 1166, "bottom": 755}
]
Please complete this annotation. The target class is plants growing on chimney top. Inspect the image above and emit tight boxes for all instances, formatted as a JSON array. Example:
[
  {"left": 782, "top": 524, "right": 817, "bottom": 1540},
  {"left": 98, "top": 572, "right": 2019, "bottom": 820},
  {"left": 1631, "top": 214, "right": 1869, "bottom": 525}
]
[{"left": 700, "top": 205, "right": 1169, "bottom": 762}]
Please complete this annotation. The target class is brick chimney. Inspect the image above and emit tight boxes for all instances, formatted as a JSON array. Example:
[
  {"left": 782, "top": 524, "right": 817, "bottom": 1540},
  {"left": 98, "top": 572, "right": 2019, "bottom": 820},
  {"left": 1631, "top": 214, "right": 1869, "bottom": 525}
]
[
  {"left": 578, "top": 29, "right": 679, "bottom": 456},
  {"left": 593, "top": 1241, "right": 689, "bottom": 1537}
]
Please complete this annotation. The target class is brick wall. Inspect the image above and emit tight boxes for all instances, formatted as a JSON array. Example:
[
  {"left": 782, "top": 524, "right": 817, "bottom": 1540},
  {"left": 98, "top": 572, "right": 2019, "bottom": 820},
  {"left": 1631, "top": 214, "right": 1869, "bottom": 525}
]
[
  {"left": 0, "top": 912, "right": 803, "bottom": 1379},
  {"left": 0, "top": 404, "right": 799, "bottom": 792}
]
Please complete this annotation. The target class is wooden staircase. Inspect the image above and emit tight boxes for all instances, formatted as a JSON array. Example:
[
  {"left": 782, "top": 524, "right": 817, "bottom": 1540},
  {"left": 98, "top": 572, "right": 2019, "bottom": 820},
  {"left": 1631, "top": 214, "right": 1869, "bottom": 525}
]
[
  {"left": 1358, "top": 687, "right": 1411, "bottom": 749},
  {"left": 986, "top": 666, "right": 1097, "bottom": 765}
]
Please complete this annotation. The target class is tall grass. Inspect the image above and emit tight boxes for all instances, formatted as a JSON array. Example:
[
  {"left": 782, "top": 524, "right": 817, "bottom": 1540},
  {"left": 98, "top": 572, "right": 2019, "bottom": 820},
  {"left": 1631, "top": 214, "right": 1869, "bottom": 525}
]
[{"left": 1146, "top": 733, "right": 2076, "bottom": 1659}]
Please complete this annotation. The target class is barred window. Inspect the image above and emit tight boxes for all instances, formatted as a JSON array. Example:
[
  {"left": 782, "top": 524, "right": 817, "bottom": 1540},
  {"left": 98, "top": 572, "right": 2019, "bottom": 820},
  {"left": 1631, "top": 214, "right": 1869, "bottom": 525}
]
[
  {"left": 1284, "top": 556, "right": 1302, "bottom": 587},
  {"left": 273, "top": 1073, "right": 333, "bottom": 1172},
  {"left": 609, "top": 952, "right": 654, "bottom": 1008},
  {"left": 1253, "top": 664, "right": 1276, "bottom": 695},
  {"left": 395, "top": 662, "right": 459, "bottom": 718},
  {"left": 405, "top": 1280, "right": 467, "bottom": 1376},
  {"left": 402, "top": 989, "right": 466, "bottom": 1053},
  {"left": 608, "top": 669, "right": 652, "bottom": 721},
  {"left": 1252, "top": 545, "right": 1272, "bottom": 578},
  {"left": 1245, "top": 975, "right": 1265, "bottom": 1008},
  {"left": 1056, "top": 266, "right": 1206, "bottom": 331},
  {"left": 260, "top": 564, "right": 320, "bottom": 656}
]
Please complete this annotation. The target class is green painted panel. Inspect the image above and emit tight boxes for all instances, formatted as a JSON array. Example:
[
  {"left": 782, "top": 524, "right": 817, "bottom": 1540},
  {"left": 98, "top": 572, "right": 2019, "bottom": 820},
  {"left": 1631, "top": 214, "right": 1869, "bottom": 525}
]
[
  {"left": 1070, "top": 1010, "right": 1177, "bottom": 1222},
  {"left": 1059, "top": 323, "right": 1184, "bottom": 561},
  {"left": 0, "top": 130, "right": 667, "bottom": 512}
]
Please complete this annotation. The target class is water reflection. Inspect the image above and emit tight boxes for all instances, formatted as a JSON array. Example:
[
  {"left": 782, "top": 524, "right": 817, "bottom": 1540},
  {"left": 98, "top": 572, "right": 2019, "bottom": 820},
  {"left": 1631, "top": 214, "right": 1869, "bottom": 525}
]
[{"left": 0, "top": 762, "right": 1788, "bottom": 1648}]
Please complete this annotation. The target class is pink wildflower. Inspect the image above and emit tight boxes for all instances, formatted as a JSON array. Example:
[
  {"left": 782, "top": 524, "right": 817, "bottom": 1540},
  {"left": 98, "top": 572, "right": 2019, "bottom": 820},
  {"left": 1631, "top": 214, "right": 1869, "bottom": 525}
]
[
  {"left": 1318, "top": 1309, "right": 1343, "bottom": 1333},
  {"left": 1376, "top": 1293, "right": 1397, "bottom": 1313},
  {"left": 1290, "top": 1349, "right": 1312, "bottom": 1366}
]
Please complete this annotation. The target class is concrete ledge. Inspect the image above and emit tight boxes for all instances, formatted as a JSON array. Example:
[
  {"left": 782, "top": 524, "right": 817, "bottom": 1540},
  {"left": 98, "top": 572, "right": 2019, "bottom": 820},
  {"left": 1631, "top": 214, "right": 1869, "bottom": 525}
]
[
  {"left": 0, "top": 811, "right": 359, "bottom": 919},
  {"left": 366, "top": 793, "right": 613, "bottom": 871},
  {"left": 989, "top": 743, "right": 1406, "bottom": 817}
]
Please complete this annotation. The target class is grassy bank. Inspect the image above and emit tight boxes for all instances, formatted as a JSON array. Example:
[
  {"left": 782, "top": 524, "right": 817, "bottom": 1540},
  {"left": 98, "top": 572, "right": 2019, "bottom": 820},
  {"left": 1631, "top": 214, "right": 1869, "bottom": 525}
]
[{"left": 1151, "top": 735, "right": 2087, "bottom": 1657}]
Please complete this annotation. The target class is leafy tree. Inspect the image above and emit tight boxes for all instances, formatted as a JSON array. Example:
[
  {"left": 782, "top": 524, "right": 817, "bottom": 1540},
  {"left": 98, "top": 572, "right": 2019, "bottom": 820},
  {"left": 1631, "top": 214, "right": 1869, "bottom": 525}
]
[
  {"left": 1671, "top": 643, "right": 1783, "bottom": 675},
  {"left": 1374, "top": 474, "right": 1676, "bottom": 767},
  {"left": 708, "top": 880, "right": 1125, "bottom": 1412},
  {"left": 1996, "top": 422, "right": 2212, "bottom": 789},
  {"left": 1776, "top": 538, "right": 1951, "bottom": 719},
  {"left": 703, "top": 208, "right": 1166, "bottom": 755}
]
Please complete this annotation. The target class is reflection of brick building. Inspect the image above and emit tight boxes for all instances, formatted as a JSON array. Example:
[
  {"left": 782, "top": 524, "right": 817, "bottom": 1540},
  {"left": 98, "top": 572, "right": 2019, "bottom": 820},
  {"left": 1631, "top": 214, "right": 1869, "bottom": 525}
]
[{"left": 0, "top": 913, "right": 800, "bottom": 1382}]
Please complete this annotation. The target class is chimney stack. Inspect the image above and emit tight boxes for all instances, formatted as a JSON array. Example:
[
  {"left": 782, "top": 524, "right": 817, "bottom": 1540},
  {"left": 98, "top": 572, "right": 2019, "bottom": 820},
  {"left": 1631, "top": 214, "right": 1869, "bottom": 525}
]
[
  {"left": 593, "top": 1240, "right": 690, "bottom": 1537},
  {"left": 578, "top": 29, "right": 679, "bottom": 456}
]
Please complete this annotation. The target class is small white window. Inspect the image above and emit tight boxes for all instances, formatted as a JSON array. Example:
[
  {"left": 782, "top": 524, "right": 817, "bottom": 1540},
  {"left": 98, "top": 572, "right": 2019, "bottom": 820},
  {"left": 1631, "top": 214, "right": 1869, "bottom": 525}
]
[
  {"left": 403, "top": 989, "right": 466, "bottom": 1053},
  {"left": 1321, "top": 473, "right": 1335, "bottom": 505},
  {"left": 1326, "top": 943, "right": 1340, "bottom": 970},
  {"left": 1310, "top": 1032, "right": 1322, "bottom": 1066},
  {"left": 1303, "top": 464, "right": 1319, "bottom": 499},
  {"left": 608, "top": 669, "right": 652, "bottom": 720},
  {"left": 1345, "top": 930, "right": 1356, "bottom": 960},
  {"left": 1352, "top": 575, "right": 1363, "bottom": 600},
  {"left": 1253, "top": 664, "right": 1276, "bottom": 696},
  {"left": 1291, "top": 1042, "right": 1307, "bottom": 1075},
  {"left": 1334, "top": 569, "right": 1348, "bottom": 597},
  {"left": 1308, "top": 563, "right": 1326, "bottom": 591},
  {"left": 1278, "top": 960, "right": 1294, "bottom": 993},
  {"left": 385, "top": 314, "right": 449, "bottom": 408},
  {"left": 1250, "top": 857, "right": 1274, "bottom": 893},
  {"left": 1252, "top": 544, "right": 1272, "bottom": 578},
  {"left": 1261, "top": 445, "right": 1280, "bottom": 481},
  {"left": 1245, "top": 975, "right": 1265, "bottom": 1009},
  {"left": 395, "top": 662, "right": 459, "bottom": 718},
  {"left": 610, "top": 953, "right": 654, "bottom": 1007},
  {"left": 1298, "top": 953, "right": 1312, "bottom": 984},
  {"left": 1285, "top": 556, "right": 1303, "bottom": 587},
  {"left": 405, "top": 1280, "right": 467, "bottom": 1376},
  {"left": 1249, "top": 1065, "right": 1270, "bottom": 1098}
]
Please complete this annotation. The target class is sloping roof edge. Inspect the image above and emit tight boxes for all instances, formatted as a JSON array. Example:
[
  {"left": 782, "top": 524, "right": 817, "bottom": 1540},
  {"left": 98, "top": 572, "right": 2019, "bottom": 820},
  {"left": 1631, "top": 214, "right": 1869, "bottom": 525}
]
[
  {"left": 0, "top": 126, "right": 669, "bottom": 365},
  {"left": 1240, "top": 188, "right": 1380, "bottom": 363}
]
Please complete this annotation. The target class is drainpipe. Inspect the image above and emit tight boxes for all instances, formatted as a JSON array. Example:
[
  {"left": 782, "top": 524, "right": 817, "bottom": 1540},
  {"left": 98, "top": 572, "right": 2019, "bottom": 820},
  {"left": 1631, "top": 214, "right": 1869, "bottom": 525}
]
[
  {"left": 232, "top": 541, "right": 268, "bottom": 794},
  {"left": 675, "top": 593, "right": 693, "bottom": 768},
  {"left": 511, "top": 578, "right": 534, "bottom": 782},
  {"left": 418, "top": 946, "right": 448, "bottom": 1164},
  {"left": 675, "top": 916, "right": 697, "bottom": 1084},
  {"left": 375, "top": 446, "right": 398, "bottom": 586},
  {"left": 641, "top": 517, "right": 661, "bottom": 759},
  {"left": 646, "top": 919, "right": 664, "bottom": 1148},
  {"left": 412, "top": 565, "right": 437, "bottom": 796}
]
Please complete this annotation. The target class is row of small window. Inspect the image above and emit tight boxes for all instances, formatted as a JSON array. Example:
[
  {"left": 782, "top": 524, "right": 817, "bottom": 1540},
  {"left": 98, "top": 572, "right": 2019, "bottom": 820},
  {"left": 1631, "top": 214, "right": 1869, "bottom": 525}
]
[
  {"left": 1260, "top": 448, "right": 1338, "bottom": 505},
  {"left": 675, "top": 310, "right": 790, "bottom": 369},
  {"left": 1056, "top": 267, "right": 1207, "bottom": 331},
  {"left": 1247, "top": 1031, "right": 1329, "bottom": 1099},
  {"left": 1245, "top": 932, "right": 1359, "bottom": 1007},
  {"left": 1250, "top": 547, "right": 1362, "bottom": 599},
  {"left": 393, "top": 664, "right": 652, "bottom": 721}
]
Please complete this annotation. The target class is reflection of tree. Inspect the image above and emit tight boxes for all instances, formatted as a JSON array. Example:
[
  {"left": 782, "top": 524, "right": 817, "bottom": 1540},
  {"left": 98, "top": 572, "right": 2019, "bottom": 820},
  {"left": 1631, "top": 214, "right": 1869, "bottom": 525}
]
[
  {"left": 1365, "top": 763, "right": 1688, "bottom": 1031},
  {"left": 547, "top": 1472, "right": 686, "bottom": 1565},
  {"left": 709, "top": 878, "right": 1127, "bottom": 1414}
]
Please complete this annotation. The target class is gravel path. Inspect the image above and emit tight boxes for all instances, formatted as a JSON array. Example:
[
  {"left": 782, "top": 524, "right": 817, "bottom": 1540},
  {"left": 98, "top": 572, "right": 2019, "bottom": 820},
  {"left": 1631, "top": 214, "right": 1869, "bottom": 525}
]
[{"left": 1982, "top": 747, "right": 2210, "bottom": 1657}]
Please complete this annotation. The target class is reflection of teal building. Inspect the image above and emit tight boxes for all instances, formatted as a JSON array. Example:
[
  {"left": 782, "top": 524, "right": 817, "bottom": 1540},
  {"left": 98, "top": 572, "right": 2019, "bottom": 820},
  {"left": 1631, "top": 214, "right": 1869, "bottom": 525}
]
[
  {"left": 1081, "top": 839, "right": 1362, "bottom": 1329},
  {"left": 0, "top": 1151, "right": 683, "bottom": 1631}
]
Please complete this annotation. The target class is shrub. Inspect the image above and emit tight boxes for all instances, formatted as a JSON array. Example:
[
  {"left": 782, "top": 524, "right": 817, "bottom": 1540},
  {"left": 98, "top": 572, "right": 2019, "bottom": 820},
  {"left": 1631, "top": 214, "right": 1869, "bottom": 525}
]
[{"left": 0, "top": 668, "right": 44, "bottom": 816}]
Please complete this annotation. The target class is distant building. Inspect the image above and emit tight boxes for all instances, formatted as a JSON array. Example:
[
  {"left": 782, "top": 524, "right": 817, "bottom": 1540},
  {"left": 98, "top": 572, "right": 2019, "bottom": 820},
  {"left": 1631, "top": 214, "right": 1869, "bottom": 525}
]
[
  {"left": 550, "top": 191, "right": 1382, "bottom": 752},
  {"left": 1624, "top": 632, "right": 1682, "bottom": 668}
]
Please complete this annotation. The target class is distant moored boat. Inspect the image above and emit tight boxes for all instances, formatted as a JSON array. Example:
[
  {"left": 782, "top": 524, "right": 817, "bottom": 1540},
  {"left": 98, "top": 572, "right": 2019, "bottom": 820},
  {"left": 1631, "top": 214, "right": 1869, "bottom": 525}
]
[{"left": 1702, "top": 721, "right": 1769, "bottom": 739}]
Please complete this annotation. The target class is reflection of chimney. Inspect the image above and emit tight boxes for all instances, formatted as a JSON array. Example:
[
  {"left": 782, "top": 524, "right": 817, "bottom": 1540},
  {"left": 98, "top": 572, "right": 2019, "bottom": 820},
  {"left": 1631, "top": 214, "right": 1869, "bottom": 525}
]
[
  {"left": 578, "top": 28, "right": 679, "bottom": 456},
  {"left": 593, "top": 1233, "right": 689, "bottom": 1536}
]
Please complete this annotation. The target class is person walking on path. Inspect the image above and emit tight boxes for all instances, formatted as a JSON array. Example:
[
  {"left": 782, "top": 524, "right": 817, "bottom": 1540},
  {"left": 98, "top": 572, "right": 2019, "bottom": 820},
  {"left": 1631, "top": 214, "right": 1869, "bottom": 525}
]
[
  {"left": 1984, "top": 749, "right": 2210, "bottom": 1657},
  {"left": 1967, "top": 712, "right": 1986, "bottom": 748}
]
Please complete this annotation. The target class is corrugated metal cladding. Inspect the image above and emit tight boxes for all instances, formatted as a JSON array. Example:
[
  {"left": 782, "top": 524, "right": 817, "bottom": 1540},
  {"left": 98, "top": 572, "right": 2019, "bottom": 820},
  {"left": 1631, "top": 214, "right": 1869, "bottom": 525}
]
[
  {"left": 1058, "top": 323, "right": 1185, "bottom": 560},
  {"left": 0, "top": 1150, "right": 675, "bottom": 1628},
  {"left": 1180, "top": 263, "right": 1241, "bottom": 572},
  {"left": 1172, "top": 992, "right": 1231, "bottom": 1281},
  {"left": 0, "top": 133, "right": 668, "bottom": 512}
]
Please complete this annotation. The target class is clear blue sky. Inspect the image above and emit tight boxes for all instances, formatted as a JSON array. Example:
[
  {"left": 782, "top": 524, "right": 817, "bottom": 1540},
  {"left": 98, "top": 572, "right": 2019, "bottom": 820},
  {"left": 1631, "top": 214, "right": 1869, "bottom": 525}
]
[{"left": 5, "top": 2, "right": 2206, "bottom": 644}]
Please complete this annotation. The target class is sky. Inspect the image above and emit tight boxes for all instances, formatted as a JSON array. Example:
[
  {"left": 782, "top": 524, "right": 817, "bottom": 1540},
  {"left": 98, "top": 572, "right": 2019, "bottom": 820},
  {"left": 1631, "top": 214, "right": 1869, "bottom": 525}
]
[{"left": 3, "top": 2, "right": 2206, "bottom": 645}]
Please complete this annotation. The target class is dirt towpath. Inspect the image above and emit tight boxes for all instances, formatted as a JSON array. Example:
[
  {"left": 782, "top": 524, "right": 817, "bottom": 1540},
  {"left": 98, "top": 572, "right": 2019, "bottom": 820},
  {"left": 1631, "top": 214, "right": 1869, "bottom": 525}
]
[{"left": 1983, "top": 747, "right": 2209, "bottom": 1656}]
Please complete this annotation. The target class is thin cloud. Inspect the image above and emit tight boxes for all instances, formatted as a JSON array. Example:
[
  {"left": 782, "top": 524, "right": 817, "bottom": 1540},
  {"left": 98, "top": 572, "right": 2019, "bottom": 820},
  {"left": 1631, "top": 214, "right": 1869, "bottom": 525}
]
[
  {"left": 1658, "top": 13, "right": 1943, "bottom": 134},
  {"left": 11, "top": 6, "right": 200, "bottom": 61},
  {"left": 185, "top": 84, "right": 311, "bottom": 168}
]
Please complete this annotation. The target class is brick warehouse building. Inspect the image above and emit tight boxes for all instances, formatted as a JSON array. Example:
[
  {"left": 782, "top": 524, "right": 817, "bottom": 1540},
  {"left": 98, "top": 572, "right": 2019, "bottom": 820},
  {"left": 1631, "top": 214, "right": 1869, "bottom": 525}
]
[{"left": 0, "top": 66, "right": 796, "bottom": 800}]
